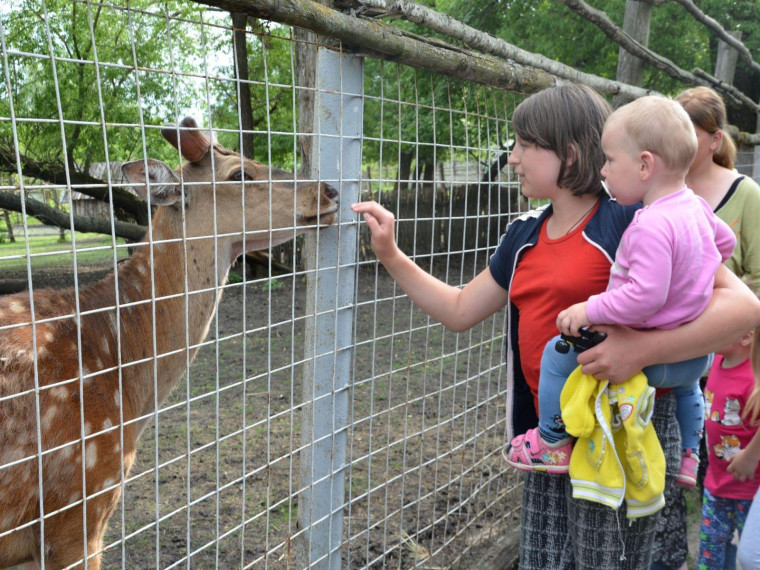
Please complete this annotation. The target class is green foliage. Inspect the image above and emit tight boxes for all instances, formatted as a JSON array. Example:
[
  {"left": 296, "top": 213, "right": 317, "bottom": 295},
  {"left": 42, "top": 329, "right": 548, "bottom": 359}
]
[
  {"left": 261, "top": 277, "right": 284, "bottom": 292},
  {"left": 0, "top": 2, "right": 303, "bottom": 171},
  {"left": 363, "top": 58, "right": 517, "bottom": 184},
  {"left": 208, "top": 24, "right": 301, "bottom": 170},
  {"left": 437, "top": 0, "right": 758, "bottom": 128},
  {"left": 1, "top": 0, "right": 757, "bottom": 186}
]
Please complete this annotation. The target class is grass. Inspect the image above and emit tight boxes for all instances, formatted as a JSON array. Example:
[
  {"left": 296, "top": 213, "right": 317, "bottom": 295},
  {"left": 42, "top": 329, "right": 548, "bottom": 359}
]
[{"left": 0, "top": 233, "right": 129, "bottom": 272}]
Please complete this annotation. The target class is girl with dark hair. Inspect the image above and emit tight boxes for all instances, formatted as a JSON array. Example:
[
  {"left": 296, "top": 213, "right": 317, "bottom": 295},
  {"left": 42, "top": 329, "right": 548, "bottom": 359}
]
[{"left": 352, "top": 83, "right": 760, "bottom": 569}]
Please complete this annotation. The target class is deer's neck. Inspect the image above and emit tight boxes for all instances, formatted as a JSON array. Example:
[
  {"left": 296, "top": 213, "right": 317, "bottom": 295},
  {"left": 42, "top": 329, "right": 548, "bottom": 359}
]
[{"left": 79, "top": 211, "right": 234, "bottom": 425}]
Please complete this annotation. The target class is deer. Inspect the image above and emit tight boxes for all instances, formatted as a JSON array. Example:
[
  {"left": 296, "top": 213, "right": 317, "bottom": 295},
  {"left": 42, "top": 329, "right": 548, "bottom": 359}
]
[{"left": 0, "top": 117, "right": 339, "bottom": 569}]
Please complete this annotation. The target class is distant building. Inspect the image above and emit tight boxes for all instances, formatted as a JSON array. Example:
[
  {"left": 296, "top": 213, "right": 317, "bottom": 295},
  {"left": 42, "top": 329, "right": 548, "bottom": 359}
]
[{"left": 66, "top": 162, "right": 130, "bottom": 219}]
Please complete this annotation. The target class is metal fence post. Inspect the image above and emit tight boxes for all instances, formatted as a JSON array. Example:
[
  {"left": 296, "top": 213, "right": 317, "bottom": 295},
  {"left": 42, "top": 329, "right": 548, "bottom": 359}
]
[{"left": 298, "top": 48, "right": 363, "bottom": 569}]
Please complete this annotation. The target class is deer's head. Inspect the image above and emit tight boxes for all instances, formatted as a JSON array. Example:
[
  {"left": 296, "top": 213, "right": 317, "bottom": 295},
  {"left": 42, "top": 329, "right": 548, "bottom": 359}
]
[{"left": 121, "top": 117, "right": 339, "bottom": 264}]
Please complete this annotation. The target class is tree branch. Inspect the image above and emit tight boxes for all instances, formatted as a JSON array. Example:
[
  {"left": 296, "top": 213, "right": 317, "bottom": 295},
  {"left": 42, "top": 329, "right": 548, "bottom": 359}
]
[
  {"left": 350, "top": 0, "right": 655, "bottom": 99},
  {"left": 556, "top": 0, "right": 760, "bottom": 113},
  {"left": 194, "top": 0, "right": 557, "bottom": 94},
  {"left": 726, "top": 125, "right": 760, "bottom": 146},
  {"left": 671, "top": 0, "right": 760, "bottom": 76},
  {"left": 0, "top": 190, "right": 147, "bottom": 241},
  {"left": 0, "top": 144, "right": 149, "bottom": 225}
]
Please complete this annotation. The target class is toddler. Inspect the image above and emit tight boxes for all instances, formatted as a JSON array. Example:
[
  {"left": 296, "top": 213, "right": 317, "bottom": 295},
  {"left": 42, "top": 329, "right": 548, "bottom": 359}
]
[
  {"left": 505, "top": 95, "right": 736, "bottom": 487},
  {"left": 699, "top": 323, "right": 760, "bottom": 568}
]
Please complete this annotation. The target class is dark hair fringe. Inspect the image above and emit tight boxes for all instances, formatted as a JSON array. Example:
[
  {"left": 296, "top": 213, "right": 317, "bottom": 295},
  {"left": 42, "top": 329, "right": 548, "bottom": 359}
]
[{"left": 512, "top": 84, "right": 611, "bottom": 197}]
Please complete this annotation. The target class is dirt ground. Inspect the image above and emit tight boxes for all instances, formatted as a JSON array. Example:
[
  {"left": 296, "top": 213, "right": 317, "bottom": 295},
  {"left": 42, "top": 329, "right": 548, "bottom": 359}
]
[{"left": 3, "top": 255, "right": 522, "bottom": 569}]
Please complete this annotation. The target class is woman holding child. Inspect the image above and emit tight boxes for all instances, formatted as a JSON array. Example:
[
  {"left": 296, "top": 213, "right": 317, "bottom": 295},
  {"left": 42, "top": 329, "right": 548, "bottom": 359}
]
[
  {"left": 651, "top": 86, "right": 760, "bottom": 570},
  {"left": 352, "top": 83, "right": 760, "bottom": 569}
]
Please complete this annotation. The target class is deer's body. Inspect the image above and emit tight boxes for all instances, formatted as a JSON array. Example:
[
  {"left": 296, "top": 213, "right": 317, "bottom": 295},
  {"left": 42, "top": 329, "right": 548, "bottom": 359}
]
[{"left": 0, "top": 118, "right": 337, "bottom": 568}]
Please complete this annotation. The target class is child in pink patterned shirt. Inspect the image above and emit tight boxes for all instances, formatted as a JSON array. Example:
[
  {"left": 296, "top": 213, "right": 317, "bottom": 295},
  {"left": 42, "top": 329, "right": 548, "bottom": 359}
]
[
  {"left": 505, "top": 96, "right": 736, "bottom": 487},
  {"left": 699, "top": 323, "right": 760, "bottom": 568}
]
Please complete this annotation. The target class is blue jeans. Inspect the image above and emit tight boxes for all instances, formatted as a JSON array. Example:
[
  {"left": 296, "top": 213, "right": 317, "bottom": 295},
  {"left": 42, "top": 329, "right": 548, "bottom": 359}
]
[{"left": 538, "top": 335, "right": 708, "bottom": 452}]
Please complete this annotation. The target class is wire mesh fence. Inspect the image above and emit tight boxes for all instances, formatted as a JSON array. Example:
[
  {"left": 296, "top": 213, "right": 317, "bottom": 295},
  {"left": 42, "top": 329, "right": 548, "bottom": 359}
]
[{"left": 0, "top": 1, "right": 525, "bottom": 568}]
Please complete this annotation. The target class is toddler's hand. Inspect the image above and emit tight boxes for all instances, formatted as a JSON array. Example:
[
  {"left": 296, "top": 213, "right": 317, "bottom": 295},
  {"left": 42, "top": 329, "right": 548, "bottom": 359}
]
[
  {"left": 557, "top": 302, "right": 591, "bottom": 336},
  {"left": 350, "top": 201, "right": 399, "bottom": 263},
  {"left": 727, "top": 448, "right": 759, "bottom": 482}
]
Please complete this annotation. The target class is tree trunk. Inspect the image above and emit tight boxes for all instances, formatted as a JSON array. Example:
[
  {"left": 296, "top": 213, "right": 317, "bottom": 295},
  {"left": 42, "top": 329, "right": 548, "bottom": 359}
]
[
  {"left": 715, "top": 30, "right": 742, "bottom": 84},
  {"left": 50, "top": 188, "right": 67, "bottom": 240},
  {"left": 612, "top": 0, "right": 652, "bottom": 108},
  {"left": 2, "top": 209, "right": 14, "bottom": 242},
  {"left": 395, "top": 151, "right": 413, "bottom": 194},
  {"left": 480, "top": 149, "right": 510, "bottom": 185},
  {"left": 232, "top": 13, "right": 255, "bottom": 159},
  {"left": 295, "top": 27, "right": 318, "bottom": 177}
]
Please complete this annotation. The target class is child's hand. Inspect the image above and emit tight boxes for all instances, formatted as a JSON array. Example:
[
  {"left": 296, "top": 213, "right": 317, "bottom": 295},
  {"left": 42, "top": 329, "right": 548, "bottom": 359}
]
[
  {"left": 727, "top": 448, "right": 759, "bottom": 482},
  {"left": 557, "top": 302, "right": 591, "bottom": 336},
  {"left": 350, "top": 201, "right": 399, "bottom": 264}
]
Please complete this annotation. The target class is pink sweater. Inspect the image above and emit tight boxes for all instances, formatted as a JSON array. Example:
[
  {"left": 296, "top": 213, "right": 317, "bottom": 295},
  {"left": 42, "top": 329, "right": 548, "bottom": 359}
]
[{"left": 586, "top": 187, "right": 736, "bottom": 330}]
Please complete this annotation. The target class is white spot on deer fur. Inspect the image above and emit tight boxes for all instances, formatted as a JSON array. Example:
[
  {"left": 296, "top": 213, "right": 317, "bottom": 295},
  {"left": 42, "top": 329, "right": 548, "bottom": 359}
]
[
  {"left": 50, "top": 386, "right": 69, "bottom": 400},
  {"left": 9, "top": 301, "right": 25, "bottom": 314},
  {"left": 85, "top": 442, "right": 97, "bottom": 469},
  {"left": 42, "top": 406, "right": 58, "bottom": 432},
  {"left": 102, "top": 478, "right": 116, "bottom": 491},
  {"left": 61, "top": 444, "right": 74, "bottom": 459},
  {"left": 113, "top": 442, "right": 121, "bottom": 453},
  {"left": 101, "top": 336, "right": 110, "bottom": 356},
  {"left": 2, "top": 515, "right": 15, "bottom": 530},
  {"left": 102, "top": 418, "right": 113, "bottom": 431},
  {"left": 84, "top": 422, "right": 93, "bottom": 436},
  {"left": 0, "top": 447, "right": 24, "bottom": 465},
  {"left": 108, "top": 312, "right": 117, "bottom": 334},
  {"left": 37, "top": 345, "right": 48, "bottom": 358},
  {"left": 68, "top": 491, "right": 81, "bottom": 505},
  {"left": 44, "top": 331, "right": 54, "bottom": 343},
  {"left": 114, "top": 390, "right": 121, "bottom": 407}
]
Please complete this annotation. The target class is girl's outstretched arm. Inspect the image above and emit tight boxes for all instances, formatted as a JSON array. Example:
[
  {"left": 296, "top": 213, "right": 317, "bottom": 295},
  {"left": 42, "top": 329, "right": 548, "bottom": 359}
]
[
  {"left": 578, "top": 265, "right": 760, "bottom": 383},
  {"left": 351, "top": 201, "right": 508, "bottom": 332}
]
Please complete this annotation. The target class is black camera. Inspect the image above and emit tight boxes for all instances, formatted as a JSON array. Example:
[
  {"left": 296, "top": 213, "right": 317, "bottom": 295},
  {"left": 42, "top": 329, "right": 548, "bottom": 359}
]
[{"left": 555, "top": 329, "right": 607, "bottom": 354}]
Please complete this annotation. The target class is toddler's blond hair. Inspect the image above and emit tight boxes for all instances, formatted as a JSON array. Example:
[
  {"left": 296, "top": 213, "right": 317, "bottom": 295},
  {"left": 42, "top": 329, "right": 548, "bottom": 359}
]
[{"left": 606, "top": 95, "right": 697, "bottom": 174}]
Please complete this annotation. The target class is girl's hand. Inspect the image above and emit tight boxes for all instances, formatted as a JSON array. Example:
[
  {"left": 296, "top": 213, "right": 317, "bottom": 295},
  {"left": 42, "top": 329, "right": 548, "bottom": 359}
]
[
  {"left": 350, "top": 201, "right": 399, "bottom": 264},
  {"left": 727, "top": 448, "right": 759, "bottom": 482},
  {"left": 576, "top": 325, "right": 646, "bottom": 384},
  {"left": 557, "top": 302, "right": 591, "bottom": 336}
]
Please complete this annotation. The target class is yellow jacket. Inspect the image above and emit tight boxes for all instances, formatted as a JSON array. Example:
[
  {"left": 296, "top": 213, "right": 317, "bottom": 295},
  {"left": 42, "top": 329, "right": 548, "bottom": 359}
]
[{"left": 560, "top": 367, "right": 666, "bottom": 519}]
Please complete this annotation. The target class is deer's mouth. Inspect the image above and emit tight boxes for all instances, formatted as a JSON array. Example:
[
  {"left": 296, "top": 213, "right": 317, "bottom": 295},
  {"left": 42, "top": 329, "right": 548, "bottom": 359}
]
[
  {"left": 298, "top": 204, "right": 339, "bottom": 227},
  {"left": 296, "top": 183, "right": 339, "bottom": 227}
]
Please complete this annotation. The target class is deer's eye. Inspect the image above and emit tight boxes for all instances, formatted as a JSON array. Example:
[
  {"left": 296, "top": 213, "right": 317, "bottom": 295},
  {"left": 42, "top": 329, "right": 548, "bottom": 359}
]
[{"left": 230, "top": 170, "right": 253, "bottom": 181}]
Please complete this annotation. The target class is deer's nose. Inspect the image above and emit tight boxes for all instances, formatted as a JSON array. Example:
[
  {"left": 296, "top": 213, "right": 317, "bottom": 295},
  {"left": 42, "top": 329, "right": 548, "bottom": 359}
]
[{"left": 323, "top": 183, "right": 339, "bottom": 201}]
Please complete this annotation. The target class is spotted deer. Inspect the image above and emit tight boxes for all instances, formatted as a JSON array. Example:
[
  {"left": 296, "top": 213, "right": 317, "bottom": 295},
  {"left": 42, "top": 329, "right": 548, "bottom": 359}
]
[{"left": 0, "top": 117, "right": 339, "bottom": 569}]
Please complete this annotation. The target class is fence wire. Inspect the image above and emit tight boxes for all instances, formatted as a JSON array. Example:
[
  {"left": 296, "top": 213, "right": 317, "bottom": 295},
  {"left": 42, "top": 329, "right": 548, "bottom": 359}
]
[{"left": 1, "top": 1, "right": 527, "bottom": 568}]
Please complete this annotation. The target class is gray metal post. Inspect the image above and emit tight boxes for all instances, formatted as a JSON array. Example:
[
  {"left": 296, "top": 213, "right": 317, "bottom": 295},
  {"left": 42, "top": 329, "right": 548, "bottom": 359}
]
[{"left": 298, "top": 48, "right": 363, "bottom": 569}]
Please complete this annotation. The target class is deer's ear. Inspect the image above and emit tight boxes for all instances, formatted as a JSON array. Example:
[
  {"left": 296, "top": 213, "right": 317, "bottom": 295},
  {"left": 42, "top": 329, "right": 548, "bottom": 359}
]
[{"left": 122, "top": 159, "right": 182, "bottom": 206}]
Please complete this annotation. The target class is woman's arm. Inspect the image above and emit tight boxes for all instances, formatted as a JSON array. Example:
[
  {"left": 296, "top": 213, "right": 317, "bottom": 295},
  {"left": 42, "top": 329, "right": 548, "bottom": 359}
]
[
  {"left": 351, "top": 201, "right": 509, "bottom": 331},
  {"left": 578, "top": 265, "right": 760, "bottom": 383}
]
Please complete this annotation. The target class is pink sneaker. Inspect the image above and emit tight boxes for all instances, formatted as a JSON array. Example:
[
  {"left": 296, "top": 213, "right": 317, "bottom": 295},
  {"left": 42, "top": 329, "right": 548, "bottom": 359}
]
[
  {"left": 675, "top": 451, "right": 699, "bottom": 487},
  {"left": 502, "top": 427, "right": 572, "bottom": 473}
]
